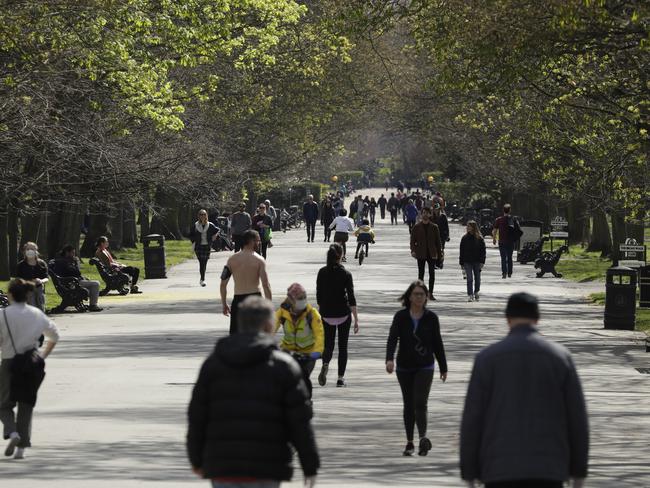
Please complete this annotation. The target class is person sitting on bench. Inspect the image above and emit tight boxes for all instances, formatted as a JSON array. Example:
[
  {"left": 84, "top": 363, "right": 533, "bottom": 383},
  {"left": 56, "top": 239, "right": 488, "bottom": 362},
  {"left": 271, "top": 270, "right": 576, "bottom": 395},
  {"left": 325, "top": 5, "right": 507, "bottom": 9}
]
[
  {"left": 94, "top": 236, "right": 142, "bottom": 294},
  {"left": 53, "top": 245, "right": 103, "bottom": 312}
]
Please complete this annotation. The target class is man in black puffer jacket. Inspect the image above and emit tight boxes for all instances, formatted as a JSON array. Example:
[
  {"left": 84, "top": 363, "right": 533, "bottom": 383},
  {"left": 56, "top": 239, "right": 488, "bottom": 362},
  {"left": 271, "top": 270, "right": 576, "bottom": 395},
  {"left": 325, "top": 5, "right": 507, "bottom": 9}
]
[{"left": 187, "top": 296, "right": 319, "bottom": 487}]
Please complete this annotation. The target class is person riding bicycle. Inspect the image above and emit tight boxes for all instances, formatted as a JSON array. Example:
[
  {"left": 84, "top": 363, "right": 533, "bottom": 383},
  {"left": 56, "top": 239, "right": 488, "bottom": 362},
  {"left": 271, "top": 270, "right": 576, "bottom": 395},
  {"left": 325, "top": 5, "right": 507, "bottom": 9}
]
[
  {"left": 354, "top": 219, "right": 375, "bottom": 260},
  {"left": 274, "top": 283, "right": 324, "bottom": 398}
]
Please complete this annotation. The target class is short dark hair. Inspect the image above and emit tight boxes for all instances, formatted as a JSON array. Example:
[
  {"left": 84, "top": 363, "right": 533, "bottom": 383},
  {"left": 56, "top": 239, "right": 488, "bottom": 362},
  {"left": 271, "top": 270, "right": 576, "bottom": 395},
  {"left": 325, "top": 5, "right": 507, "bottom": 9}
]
[
  {"left": 503, "top": 204, "right": 512, "bottom": 214},
  {"left": 8, "top": 278, "right": 35, "bottom": 303},
  {"left": 327, "top": 243, "right": 343, "bottom": 267},
  {"left": 400, "top": 280, "right": 428, "bottom": 308},
  {"left": 362, "top": 219, "right": 369, "bottom": 225},
  {"left": 505, "top": 292, "right": 540, "bottom": 320},
  {"left": 339, "top": 209, "right": 347, "bottom": 216},
  {"left": 60, "top": 244, "right": 75, "bottom": 256},
  {"left": 242, "top": 230, "right": 259, "bottom": 247},
  {"left": 238, "top": 296, "right": 275, "bottom": 333}
]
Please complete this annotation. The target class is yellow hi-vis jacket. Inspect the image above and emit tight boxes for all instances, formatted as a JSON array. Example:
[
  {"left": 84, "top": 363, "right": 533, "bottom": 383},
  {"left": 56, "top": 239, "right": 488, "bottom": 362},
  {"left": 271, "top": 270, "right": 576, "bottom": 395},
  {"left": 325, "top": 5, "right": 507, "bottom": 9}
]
[{"left": 274, "top": 303, "right": 324, "bottom": 355}]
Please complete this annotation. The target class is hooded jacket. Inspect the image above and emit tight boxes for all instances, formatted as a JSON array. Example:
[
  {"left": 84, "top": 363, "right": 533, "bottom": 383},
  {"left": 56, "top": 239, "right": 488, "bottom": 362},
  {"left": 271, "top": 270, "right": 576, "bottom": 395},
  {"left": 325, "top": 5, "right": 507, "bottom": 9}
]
[
  {"left": 275, "top": 303, "right": 324, "bottom": 354},
  {"left": 187, "top": 333, "right": 319, "bottom": 481}
]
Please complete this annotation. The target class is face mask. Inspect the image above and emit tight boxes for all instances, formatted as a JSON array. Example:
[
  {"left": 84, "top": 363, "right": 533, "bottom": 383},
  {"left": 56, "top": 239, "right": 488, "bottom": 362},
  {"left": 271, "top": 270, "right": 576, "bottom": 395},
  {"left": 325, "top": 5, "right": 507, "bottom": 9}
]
[
  {"left": 294, "top": 299, "right": 308, "bottom": 311},
  {"left": 25, "top": 250, "right": 37, "bottom": 258}
]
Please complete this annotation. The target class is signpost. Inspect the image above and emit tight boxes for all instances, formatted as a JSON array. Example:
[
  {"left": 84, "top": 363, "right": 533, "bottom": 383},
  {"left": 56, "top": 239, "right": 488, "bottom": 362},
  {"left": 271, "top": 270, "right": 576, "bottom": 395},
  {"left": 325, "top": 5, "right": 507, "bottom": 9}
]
[
  {"left": 549, "top": 216, "right": 569, "bottom": 251},
  {"left": 615, "top": 239, "right": 647, "bottom": 268}
]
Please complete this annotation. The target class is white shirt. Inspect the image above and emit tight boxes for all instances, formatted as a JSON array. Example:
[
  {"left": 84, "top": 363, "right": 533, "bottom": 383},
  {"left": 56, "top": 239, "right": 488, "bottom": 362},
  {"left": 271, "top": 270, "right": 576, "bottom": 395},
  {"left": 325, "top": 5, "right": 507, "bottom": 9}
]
[
  {"left": 0, "top": 303, "right": 60, "bottom": 359},
  {"left": 329, "top": 216, "right": 355, "bottom": 233}
]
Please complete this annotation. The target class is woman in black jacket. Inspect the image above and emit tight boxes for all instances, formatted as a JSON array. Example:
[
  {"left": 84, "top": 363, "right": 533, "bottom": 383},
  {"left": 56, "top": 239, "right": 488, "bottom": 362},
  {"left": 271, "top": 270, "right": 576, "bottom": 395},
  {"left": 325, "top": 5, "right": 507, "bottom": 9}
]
[
  {"left": 459, "top": 221, "right": 486, "bottom": 302},
  {"left": 316, "top": 243, "right": 359, "bottom": 388},
  {"left": 321, "top": 200, "right": 335, "bottom": 242},
  {"left": 190, "top": 209, "right": 220, "bottom": 287},
  {"left": 386, "top": 280, "right": 448, "bottom": 457}
]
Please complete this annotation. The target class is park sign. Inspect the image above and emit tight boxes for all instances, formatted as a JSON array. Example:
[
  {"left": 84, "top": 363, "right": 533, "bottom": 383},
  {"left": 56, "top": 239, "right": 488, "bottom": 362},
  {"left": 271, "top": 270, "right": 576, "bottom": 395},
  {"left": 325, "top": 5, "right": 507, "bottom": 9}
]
[
  {"left": 617, "top": 241, "right": 647, "bottom": 268},
  {"left": 549, "top": 216, "right": 569, "bottom": 239}
]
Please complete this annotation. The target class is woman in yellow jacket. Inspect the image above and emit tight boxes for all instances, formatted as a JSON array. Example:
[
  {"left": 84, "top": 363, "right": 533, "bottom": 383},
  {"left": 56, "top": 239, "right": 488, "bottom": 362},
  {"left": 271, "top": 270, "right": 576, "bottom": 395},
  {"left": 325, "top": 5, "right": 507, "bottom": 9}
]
[{"left": 275, "top": 282, "right": 324, "bottom": 398}]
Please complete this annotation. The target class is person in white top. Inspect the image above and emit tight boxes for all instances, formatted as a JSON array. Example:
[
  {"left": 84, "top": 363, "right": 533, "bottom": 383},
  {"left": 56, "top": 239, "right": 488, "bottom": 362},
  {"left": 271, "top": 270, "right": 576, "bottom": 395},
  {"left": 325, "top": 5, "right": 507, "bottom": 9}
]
[
  {"left": 329, "top": 208, "right": 355, "bottom": 262},
  {"left": 0, "top": 279, "right": 59, "bottom": 460}
]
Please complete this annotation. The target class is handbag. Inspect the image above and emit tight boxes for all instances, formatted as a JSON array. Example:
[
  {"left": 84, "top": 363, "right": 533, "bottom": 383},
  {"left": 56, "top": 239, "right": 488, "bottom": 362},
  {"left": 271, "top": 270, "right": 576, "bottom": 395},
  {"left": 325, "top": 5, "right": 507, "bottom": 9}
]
[{"left": 2, "top": 309, "right": 46, "bottom": 406}]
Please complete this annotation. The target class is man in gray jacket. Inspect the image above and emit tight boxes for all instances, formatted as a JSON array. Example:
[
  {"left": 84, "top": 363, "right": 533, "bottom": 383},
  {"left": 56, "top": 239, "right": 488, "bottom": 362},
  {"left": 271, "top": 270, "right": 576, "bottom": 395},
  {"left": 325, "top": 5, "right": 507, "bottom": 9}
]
[
  {"left": 460, "top": 292, "right": 589, "bottom": 488},
  {"left": 230, "top": 203, "right": 252, "bottom": 252}
]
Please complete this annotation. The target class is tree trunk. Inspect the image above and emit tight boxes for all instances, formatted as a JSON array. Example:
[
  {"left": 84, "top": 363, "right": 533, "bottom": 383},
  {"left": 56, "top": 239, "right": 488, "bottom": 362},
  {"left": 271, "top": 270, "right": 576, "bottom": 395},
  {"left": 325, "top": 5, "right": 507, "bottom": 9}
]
[
  {"left": 47, "top": 204, "right": 83, "bottom": 258},
  {"left": 567, "top": 199, "right": 587, "bottom": 245},
  {"left": 139, "top": 206, "right": 150, "bottom": 241},
  {"left": 178, "top": 203, "right": 194, "bottom": 238},
  {"left": 0, "top": 207, "right": 9, "bottom": 280},
  {"left": 625, "top": 215, "right": 645, "bottom": 244},
  {"left": 20, "top": 213, "right": 42, "bottom": 251},
  {"left": 610, "top": 212, "right": 626, "bottom": 250},
  {"left": 149, "top": 189, "right": 182, "bottom": 239},
  {"left": 587, "top": 209, "right": 612, "bottom": 256},
  {"left": 122, "top": 202, "right": 138, "bottom": 248},
  {"left": 108, "top": 202, "right": 124, "bottom": 250},
  {"left": 8, "top": 206, "right": 19, "bottom": 275},
  {"left": 79, "top": 213, "right": 110, "bottom": 258}
]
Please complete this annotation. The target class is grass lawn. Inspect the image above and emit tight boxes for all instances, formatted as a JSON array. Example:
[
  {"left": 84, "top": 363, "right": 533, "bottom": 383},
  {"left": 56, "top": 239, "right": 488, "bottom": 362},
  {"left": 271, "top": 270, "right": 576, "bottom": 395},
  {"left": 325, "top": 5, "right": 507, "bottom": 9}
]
[{"left": 0, "top": 240, "right": 195, "bottom": 306}]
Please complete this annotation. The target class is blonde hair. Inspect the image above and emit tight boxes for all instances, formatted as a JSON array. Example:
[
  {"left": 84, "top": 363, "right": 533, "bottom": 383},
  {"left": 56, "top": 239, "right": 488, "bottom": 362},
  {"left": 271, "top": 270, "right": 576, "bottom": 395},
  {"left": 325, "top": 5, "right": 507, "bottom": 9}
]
[{"left": 466, "top": 221, "right": 483, "bottom": 240}]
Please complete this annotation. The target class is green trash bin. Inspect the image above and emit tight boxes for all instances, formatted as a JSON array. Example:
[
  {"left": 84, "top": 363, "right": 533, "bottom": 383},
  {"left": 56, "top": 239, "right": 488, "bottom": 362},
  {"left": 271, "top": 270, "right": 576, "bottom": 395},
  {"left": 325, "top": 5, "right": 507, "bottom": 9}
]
[
  {"left": 604, "top": 266, "right": 637, "bottom": 330},
  {"left": 142, "top": 234, "right": 167, "bottom": 279}
]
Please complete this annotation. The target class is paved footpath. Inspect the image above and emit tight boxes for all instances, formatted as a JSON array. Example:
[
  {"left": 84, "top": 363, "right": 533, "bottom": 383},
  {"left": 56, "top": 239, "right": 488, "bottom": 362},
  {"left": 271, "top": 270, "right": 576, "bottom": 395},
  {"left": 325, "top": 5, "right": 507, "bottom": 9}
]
[{"left": 2, "top": 189, "right": 649, "bottom": 487}]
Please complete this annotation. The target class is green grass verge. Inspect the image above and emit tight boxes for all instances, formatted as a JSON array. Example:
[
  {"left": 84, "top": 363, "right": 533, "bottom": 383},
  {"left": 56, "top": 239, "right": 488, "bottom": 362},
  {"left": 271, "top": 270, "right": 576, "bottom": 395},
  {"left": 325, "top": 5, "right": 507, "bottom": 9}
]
[
  {"left": 0, "top": 240, "right": 195, "bottom": 305},
  {"left": 588, "top": 292, "right": 650, "bottom": 334},
  {"left": 552, "top": 244, "right": 612, "bottom": 283}
]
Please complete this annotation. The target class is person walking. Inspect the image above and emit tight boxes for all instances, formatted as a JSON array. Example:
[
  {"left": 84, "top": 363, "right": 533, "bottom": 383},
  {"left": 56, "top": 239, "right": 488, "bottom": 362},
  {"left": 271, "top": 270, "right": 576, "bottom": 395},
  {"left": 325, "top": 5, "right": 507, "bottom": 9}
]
[
  {"left": 388, "top": 193, "right": 399, "bottom": 225},
  {"left": 16, "top": 242, "right": 49, "bottom": 311},
  {"left": 410, "top": 207, "right": 442, "bottom": 300},
  {"left": 190, "top": 209, "right": 220, "bottom": 287},
  {"left": 316, "top": 244, "right": 359, "bottom": 388},
  {"left": 252, "top": 203, "right": 273, "bottom": 259},
  {"left": 378, "top": 194, "right": 387, "bottom": 220},
  {"left": 433, "top": 203, "right": 450, "bottom": 249},
  {"left": 460, "top": 293, "right": 589, "bottom": 488},
  {"left": 274, "top": 283, "right": 324, "bottom": 398},
  {"left": 264, "top": 199, "right": 277, "bottom": 230},
  {"left": 187, "top": 296, "right": 319, "bottom": 488},
  {"left": 329, "top": 209, "right": 355, "bottom": 262},
  {"left": 303, "top": 195, "right": 320, "bottom": 243},
  {"left": 95, "top": 237, "right": 142, "bottom": 294},
  {"left": 404, "top": 199, "right": 418, "bottom": 233},
  {"left": 220, "top": 230, "right": 272, "bottom": 335},
  {"left": 0, "top": 279, "right": 60, "bottom": 460},
  {"left": 53, "top": 245, "right": 103, "bottom": 311},
  {"left": 230, "top": 203, "right": 252, "bottom": 252},
  {"left": 369, "top": 197, "right": 377, "bottom": 226},
  {"left": 459, "top": 221, "right": 486, "bottom": 302},
  {"left": 386, "top": 280, "right": 447, "bottom": 457},
  {"left": 321, "top": 199, "right": 335, "bottom": 242},
  {"left": 492, "top": 203, "right": 516, "bottom": 279}
]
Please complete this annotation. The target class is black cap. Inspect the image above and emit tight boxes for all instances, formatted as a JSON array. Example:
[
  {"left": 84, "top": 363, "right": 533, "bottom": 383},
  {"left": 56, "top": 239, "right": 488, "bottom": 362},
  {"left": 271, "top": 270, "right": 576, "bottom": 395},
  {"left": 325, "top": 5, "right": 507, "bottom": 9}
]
[{"left": 505, "top": 292, "right": 540, "bottom": 320}]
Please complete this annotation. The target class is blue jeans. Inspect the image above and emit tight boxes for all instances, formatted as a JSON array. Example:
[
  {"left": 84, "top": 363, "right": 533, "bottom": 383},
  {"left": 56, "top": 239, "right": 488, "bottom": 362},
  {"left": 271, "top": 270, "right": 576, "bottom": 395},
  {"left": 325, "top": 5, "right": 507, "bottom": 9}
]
[
  {"left": 499, "top": 242, "right": 514, "bottom": 276},
  {"left": 463, "top": 262, "right": 481, "bottom": 295},
  {"left": 212, "top": 482, "right": 280, "bottom": 488}
]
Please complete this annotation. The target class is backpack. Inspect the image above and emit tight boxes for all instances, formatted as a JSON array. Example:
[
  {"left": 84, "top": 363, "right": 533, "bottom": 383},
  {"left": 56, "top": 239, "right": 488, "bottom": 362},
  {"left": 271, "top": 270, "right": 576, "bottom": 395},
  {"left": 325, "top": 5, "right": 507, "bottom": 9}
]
[{"left": 507, "top": 216, "right": 524, "bottom": 241}]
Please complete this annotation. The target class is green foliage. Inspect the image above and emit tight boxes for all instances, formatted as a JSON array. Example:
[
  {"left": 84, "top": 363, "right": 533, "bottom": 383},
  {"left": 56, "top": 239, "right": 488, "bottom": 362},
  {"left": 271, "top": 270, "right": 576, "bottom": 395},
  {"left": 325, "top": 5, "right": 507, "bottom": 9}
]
[
  {"left": 337, "top": 171, "right": 365, "bottom": 186},
  {"left": 555, "top": 245, "right": 613, "bottom": 282}
]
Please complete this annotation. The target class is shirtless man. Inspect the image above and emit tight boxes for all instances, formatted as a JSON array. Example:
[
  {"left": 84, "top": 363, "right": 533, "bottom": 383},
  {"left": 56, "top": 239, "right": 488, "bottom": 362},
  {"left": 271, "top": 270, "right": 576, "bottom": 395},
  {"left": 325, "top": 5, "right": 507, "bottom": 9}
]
[{"left": 220, "top": 230, "right": 272, "bottom": 334}]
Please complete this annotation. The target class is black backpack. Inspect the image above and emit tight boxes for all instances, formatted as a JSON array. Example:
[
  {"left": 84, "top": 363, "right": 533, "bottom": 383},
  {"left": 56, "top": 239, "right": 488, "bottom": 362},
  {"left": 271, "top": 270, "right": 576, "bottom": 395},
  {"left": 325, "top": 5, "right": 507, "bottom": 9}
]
[{"left": 507, "top": 216, "right": 524, "bottom": 241}]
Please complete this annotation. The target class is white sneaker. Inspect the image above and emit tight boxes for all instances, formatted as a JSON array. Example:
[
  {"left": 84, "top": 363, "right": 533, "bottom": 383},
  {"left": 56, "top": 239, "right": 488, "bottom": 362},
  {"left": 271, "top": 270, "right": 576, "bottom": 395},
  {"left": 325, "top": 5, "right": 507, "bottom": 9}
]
[
  {"left": 200, "top": 280, "right": 206, "bottom": 287},
  {"left": 467, "top": 295, "right": 474, "bottom": 302},
  {"left": 474, "top": 293, "right": 480, "bottom": 301},
  {"left": 13, "top": 448, "right": 25, "bottom": 460}
]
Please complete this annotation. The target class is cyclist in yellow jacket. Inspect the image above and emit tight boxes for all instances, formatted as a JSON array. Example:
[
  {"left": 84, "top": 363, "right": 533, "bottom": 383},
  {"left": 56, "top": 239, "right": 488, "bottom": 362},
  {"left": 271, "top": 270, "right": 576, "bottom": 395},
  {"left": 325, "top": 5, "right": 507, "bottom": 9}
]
[{"left": 274, "top": 282, "right": 324, "bottom": 398}]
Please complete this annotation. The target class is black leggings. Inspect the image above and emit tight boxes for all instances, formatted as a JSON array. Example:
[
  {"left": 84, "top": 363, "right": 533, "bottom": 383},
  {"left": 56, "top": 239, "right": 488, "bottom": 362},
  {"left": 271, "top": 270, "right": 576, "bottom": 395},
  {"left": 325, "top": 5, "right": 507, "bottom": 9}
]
[
  {"left": 397, "top": 369, "right": 434, "bottom": 442},
  {"left": 198, "top": 259, "right": 208, "bottom": 281},
  {"left": 486, "top": 482, "right": 562, "bottom": 488},
  {"left": 324, "top": 224, "right": 332, "bottom": 241},
  {"left": 417, "top": 258, "right": 435, "bottom": 292},
  {"left": 306, "top": 221, "right": 316, "bottom": 241},
  {"left": 390, "top": 209, "right": 398, "bottom": 224},
  {"left": 355, "top": 241, "right": 369, "bottom": 257},
  {"left": 322, "top": 317, "right": 351, "bottom": 377}
]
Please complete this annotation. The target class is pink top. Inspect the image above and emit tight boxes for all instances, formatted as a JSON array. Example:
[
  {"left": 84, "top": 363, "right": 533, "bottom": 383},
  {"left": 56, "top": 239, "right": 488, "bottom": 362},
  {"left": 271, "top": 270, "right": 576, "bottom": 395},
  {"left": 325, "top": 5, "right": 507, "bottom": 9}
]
[{"left": 322, "top": 315, "right": 349, "bottom": 326}]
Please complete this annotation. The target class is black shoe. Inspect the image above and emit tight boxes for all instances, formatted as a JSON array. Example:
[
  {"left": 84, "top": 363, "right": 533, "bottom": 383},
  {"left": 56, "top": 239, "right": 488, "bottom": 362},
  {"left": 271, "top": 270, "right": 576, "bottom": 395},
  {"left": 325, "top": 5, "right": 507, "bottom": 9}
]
[
  {"left": 336, "top": 378, "right": 346, "bottom": 387},
  {"left": 318, "top": 364, "right": 329, "bottom": 386},
  {"left": 418, "top": 437, "right": 432, "bottom": 456},
  {"left": 508, "top": 274, "right": 512, "bottom": 278},
  {"left": 428, "top": 293, "right": 436, "bottom": 301},
  {"left": 88, "top": 305, "right": 103, "bottom": 312},
  {"left": 130, "top": 287, "right": 143, "bottom": 294},
  {"left": 403, "top": 442, "right": 415, "bottom": 456},
  {"left": 354, "top": 254, "right": 358, "bottom": 259},
  {"left": 502, "top": 273, "right": 507, "bottom": 279}
]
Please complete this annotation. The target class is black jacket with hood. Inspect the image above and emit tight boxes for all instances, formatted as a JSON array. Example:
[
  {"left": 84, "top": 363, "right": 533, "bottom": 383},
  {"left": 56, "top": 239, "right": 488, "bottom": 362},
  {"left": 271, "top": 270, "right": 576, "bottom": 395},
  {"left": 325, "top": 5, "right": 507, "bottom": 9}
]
[{"left": 187, "top": 333, "right": 319, "bottom": 481}]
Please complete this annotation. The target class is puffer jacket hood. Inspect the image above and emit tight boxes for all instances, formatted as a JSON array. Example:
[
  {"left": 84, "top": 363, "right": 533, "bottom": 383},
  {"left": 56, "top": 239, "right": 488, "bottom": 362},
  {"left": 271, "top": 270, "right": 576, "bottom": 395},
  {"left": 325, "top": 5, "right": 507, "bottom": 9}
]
[{"left": 215, "top": 332, "right": 277, "bottom": 367}]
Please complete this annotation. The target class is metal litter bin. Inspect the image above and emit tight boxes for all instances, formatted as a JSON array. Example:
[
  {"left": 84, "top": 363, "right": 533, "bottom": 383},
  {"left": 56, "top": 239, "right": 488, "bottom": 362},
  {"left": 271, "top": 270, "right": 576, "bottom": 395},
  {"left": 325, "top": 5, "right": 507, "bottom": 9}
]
[
  {"left": 604, "top": 266, "right": 637, "bottom": 330},
  {"left": 142, "top": 234, "right": 167, "bottom": 279}
]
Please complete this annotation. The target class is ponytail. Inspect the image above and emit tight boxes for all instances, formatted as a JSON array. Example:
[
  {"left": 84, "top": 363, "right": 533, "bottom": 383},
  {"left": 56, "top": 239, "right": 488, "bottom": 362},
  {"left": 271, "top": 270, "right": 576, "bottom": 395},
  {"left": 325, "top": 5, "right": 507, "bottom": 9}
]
[{"left": 327, "top": 243, "right": 343, "bottom": 267}]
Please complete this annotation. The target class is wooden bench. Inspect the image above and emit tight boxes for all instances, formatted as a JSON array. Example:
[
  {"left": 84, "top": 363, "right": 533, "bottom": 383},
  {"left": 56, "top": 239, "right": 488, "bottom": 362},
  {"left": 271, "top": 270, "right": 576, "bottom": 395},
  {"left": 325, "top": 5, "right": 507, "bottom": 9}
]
[
  {"left": 89, "top": 258, "right": 131, "bottom": 295},
  {"left": 47, "top": 260, "right": 89, "bottom": 313}
]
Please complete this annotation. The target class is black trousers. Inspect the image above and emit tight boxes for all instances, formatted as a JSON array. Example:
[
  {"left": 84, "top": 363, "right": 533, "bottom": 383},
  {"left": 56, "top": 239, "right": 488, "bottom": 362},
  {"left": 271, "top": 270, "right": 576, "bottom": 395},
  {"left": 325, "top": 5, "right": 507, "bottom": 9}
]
[
  {"left": 122, "top": 266, "right": 139, "bottom": 287},
  {"left": 486, "top": 481, "right": 563, "bottom": 488},
  {"left": 370, "top": 211, "right": 375, "bottom": 226},
  {"left": 229, "top": 292, "right": 262, "bottom": 334},
  {"left": 198, "top": 259, "right": 208, "bottom": 281},
  {"left": 260, "top": 241, "right": 269, "bottom": 259},
  {"left": 306, "top": 220, "right": 316, "bottom": 241},
  {"left": 380, "top": 207, "right": 386, "bottom": 219},
  {"left": 396, "top": 369, "right": 433, "bottom": 441},
  {"left": 355, "top": 241, "right": 369, "bottom": 257},
  {"left": 291, "top": 355, "right": 316, "bottom": 399},
  {"left": 390, "top": 209, "right": 398, "bottom": 224},
  {"left": 323, "top": 224, "right": 332, "bottom": 241},
  {"left": 417, "top": 257, "right": 436, "bottom": 292},
  {"left": 322, "top": 317, "right": 351, "bottom": 377},
  {"left": 233, "top": 235, "right": 244, "bottom": 252}
]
